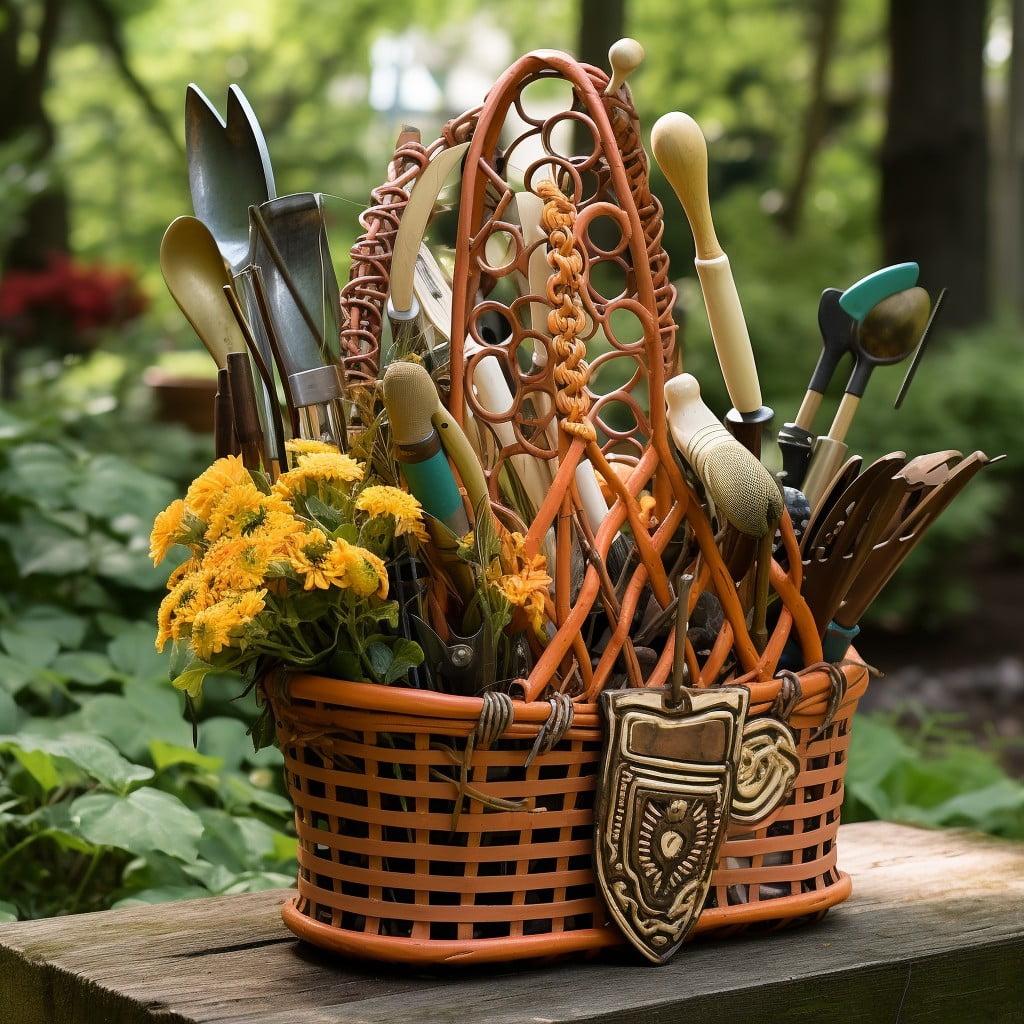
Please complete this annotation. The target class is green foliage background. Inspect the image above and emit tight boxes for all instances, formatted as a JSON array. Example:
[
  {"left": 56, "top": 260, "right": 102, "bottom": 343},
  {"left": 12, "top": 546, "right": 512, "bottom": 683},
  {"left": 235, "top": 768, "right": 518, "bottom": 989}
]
[{"left": 0, "top": 0, "right": 1020, "bottom": 923}]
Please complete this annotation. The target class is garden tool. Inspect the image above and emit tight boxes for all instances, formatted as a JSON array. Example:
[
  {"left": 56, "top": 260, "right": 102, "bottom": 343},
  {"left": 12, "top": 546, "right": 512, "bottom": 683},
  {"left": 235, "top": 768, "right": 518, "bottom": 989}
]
[
  {"left": 835, "top": 451, "right": 999, "bottom": 633},
  {"left": 894, "top": 287, "right": 946, "bottom": 409},
  {"left": 799, "top": 463, "right": 911, "bottom": 635},
  {"left": 185, "top": 83, "right": 277, "bottom": 274},
  {"left": 603, "top": 37, "right": 645, "bottom": 96},
  {"left": 776, "top": 289, "right": 856, "bottom": 487},
  {"left": 651, "top": 111, "right": 773, "bottom": 456},
  {"left": 382, "top": 361, "right": 496, "bottom": 692},
  {"left": 182, "top": 84, "right": 286, "bottom": 459},
  {"left": 801, "top": 451, "right": 906, "bottom": 557},
  {"left": 803, "top": 274, "right": 929, "bottom": 506},
  {"left": 225, "top": 351, "right": 266, "bottom": 471},
  {"left": 159, "top": 216, "right": 285, "bottom": 465},
  {"left": 159, "top": 216, "right": 246, "bottom": 370},
  {"left": 247, "top": 193, "right": 346, "bottom": 447},
  {"left": 666, "top": 373, "right": 782, "bottom": 647},
  {"left": 213, "top": 368, "right": 237, "bottom": 459},
  {"left": 665, "top": 373, "right": 783, "bottom": 539},
  {"left": 387, "top": 141, "right": 470, "bottom": 356}
]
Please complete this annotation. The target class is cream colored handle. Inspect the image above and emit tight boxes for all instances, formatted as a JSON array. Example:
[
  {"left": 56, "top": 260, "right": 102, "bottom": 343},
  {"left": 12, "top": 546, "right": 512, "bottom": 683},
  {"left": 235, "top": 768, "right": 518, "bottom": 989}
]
[
  {"left": 664, "top": 373, "right": 732, "bottom": 476},
  {"left": 604, "top": 38, "right": 644, "bottom": 96},
  {"left": 694, "top": 256, "right": 762, "bottom": 413},
  {"left": 652, "top": 111, "right": 762, "bottom": 414},
  {"left": 665, "top": 374, "right": 782, "bottom": 537}
]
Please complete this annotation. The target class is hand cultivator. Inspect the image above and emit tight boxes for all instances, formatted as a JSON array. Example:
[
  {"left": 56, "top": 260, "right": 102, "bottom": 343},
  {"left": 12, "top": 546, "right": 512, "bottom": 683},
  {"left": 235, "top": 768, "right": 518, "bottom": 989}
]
[{"left": 154, "top": 40, "right": 997, "bottom": 966}]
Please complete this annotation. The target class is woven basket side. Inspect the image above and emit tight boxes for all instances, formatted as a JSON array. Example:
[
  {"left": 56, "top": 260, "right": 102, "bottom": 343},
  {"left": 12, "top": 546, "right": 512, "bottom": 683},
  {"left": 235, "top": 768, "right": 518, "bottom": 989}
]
[{"left": 277, "top": 696, "right": 606, "bottom": 943}]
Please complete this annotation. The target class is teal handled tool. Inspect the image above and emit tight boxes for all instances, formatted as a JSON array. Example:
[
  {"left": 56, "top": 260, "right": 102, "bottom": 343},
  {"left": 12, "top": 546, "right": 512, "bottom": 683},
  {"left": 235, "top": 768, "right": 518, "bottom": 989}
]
[
  {"left": 381, "top": 360, "right": 485, "bottom": 537},
  {"left": 803, "top": 264, "right": 929, "bottom": 507}
]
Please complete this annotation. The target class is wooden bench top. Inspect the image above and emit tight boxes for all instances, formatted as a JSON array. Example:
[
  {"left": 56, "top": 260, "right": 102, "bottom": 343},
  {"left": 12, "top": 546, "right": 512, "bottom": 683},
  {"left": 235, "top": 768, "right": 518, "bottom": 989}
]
[{"left": 1, "top": 821, "right": 1022, "bottom": 1023}]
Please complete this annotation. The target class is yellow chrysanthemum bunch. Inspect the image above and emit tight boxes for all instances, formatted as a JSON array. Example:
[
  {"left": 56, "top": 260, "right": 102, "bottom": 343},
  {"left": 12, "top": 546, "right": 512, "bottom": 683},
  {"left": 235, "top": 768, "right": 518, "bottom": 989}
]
[
  {"left": 486, "top": 530, "right": 552, "bottom": 640},
  {"left": 150, "top": 444, "right": 426, "bottom": 699}
]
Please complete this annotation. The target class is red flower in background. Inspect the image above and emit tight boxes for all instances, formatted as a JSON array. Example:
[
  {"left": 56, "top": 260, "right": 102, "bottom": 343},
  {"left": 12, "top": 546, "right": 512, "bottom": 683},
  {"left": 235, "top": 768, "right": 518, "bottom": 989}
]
[{"left": 0, "top": 253, "right": 148, "bottom": 356}]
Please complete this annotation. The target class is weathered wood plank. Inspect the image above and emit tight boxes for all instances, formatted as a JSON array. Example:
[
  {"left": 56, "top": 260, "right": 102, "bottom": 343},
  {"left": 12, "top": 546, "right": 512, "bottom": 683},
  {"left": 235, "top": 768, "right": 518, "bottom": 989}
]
[{"left": 0, "top": 822, "right": 1022, "bottom": 1024}]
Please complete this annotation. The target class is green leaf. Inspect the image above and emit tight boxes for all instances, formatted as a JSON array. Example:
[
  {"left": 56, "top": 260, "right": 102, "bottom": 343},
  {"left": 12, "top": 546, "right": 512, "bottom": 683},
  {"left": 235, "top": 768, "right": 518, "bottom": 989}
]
[
  {"left": 2, "top": 522, "right": 92, "bottom": 577},
  {"left": 0, "top": 688, "right": 22, "bottom": 732},
  {"left": 80, "top": 688, "right": 191, "bottom": 760},
  {"left": 0, "top": 900, "right": 18, "bottom": 923},
  {"left": 71, "top": 788, "right": 203, "bottom": 861},
  {"left": 74, "top": 455, "right": 176, "bottom": 524},
  {"left": 51, "top": 651, "right": 117, "bottom": 686},
  {"left": 149, "top": 739, "right": 223, "bottom": 774},
  {"left": 0, "top": 733, "right": 154, "bottom": 791},
  {"left": 6, "top": 747, "right": 62, "bottom": 792},
  {"left": 196, "top": 716, "right": 282, "bottom": 771},
  {"left": 171, "top": 662, "right": 212, "bottom": 700},
  {"left": 383, "top": 637, "right": 424, "bottom": 685},
  {"left": 10, "top": 606, "right": 88, "bottom": 650},
  {"left": 366, "top": 641, "right": 393, "bottom": 679},
  {"left": 6, "top": 443, "right": 81, "bottom": 504},
  {"left": 0, "top": 627, "right": 59, "bottom": 669},
  {"left": 0, "top": 652, "right": 35, "bottom": 694},
  {"left": 108, "top": 622, "right": 171, "bottom": 680},
  {"left": 219, "top": 773, "right": 292, "bottom": 817},
  {"left": 930, "top": 780, "right": 1024, "bottom": 831}
]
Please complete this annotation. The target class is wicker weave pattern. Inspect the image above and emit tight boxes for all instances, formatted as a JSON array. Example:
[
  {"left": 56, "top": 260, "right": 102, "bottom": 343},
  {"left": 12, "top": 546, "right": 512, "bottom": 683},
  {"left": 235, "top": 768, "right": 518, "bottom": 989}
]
[{"left": 270, "top": 657, "right": 866, "bottom": 964}]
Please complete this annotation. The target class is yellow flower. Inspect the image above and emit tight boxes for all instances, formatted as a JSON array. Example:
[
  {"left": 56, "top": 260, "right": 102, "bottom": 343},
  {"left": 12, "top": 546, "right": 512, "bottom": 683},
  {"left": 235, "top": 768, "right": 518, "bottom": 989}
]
[
  {"left": 287, "top": 528, "right": 336, "bottom": 590},
  {"left": 355, "top": 485, "right": 430, "bottom": 542},
  {"left": 488, "top": 531, "right": 552, "bottom": 639},
  {"left": 344, "top": 546, "right": 389, "bottom": 598},
  {"left": 204, "top": 482, "right": 297, "bottom": 544},
  {"left": 202, "top": 536, "right": 275, "bottom": 592},
  {"left": 155, "top": 573, "right": 213, "bottom": 650},
  {"left": 150, "top": 499, "right": 187, "bottom": 566},
  {"left": 189, "top": 602, "right": 235, "bottom": 661},
  {"left": 166, "top": 556, "right": 201, "bottom": 590},
  {"left": 184, "top": 454, "right": 252, "bottom": 520},
  {"left": 272, "top": 452, "right": 364, "bottom": 499}
]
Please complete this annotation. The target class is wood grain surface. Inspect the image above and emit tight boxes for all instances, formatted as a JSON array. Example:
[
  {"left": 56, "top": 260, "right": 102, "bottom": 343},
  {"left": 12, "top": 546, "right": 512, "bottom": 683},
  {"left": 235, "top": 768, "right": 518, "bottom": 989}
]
[{"left": 1, "top": 821, "right": 1022, "bottom": 1024}]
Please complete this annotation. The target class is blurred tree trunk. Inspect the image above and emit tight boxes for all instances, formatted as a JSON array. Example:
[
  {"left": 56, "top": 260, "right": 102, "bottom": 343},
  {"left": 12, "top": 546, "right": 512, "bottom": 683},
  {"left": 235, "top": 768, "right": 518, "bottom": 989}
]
[
  {"left": 881, "top": 0, "right": 989, "bottom": 328},
  {"left": 994, "top": 0, "right": 1024, "bottom": 316},
  {"left": 779, "top": 0, "right": 841, "bottom": 236},
  {"left": 576, "top": 0, "right": 626, "bottom": 70},
  {"left": 0, "top": 0, "right": 69, "bottom": 273}
]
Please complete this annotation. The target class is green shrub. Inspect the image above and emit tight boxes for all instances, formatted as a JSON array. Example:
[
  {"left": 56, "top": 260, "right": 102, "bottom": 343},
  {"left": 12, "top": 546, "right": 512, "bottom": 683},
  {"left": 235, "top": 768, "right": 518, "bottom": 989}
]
[
  {"left": 843, "top": 711, "right": 1024, "bottom": 840},
  {"left": 0, "top": 403, "right": 296, "bottom": 922}
]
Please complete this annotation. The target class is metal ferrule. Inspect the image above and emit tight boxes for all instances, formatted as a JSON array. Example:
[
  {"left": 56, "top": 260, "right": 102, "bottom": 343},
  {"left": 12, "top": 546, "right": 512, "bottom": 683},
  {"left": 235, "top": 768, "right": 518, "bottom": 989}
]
[{"left": 288, "top": 364, "right": 343, "bottom": 407}]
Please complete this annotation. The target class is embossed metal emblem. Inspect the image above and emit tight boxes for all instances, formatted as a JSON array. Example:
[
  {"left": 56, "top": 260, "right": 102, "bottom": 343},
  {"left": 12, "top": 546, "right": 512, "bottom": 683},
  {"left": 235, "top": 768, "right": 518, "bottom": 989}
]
[{"left": 595, "top": 685, "right": 798, "bottom": 963}]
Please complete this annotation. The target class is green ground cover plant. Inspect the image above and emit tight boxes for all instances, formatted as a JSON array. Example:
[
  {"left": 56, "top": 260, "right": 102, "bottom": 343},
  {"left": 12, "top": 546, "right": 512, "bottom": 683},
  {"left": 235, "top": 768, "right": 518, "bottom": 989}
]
[{"left": 0, "top": 398, "right": 297, "bottom": 923}]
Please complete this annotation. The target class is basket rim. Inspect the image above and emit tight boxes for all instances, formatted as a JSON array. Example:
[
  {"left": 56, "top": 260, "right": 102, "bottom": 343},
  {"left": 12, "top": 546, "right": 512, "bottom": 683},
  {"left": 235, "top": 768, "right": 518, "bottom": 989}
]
[{"left": 277, "top": 655, "right": 868, "bottom": 730}]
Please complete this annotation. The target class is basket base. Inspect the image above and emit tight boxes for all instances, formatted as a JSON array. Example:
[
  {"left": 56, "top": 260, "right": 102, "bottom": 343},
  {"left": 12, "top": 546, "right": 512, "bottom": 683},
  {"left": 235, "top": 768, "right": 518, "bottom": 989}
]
[{"left": 279, "top": 871, "right": 852, "bottom": 966}]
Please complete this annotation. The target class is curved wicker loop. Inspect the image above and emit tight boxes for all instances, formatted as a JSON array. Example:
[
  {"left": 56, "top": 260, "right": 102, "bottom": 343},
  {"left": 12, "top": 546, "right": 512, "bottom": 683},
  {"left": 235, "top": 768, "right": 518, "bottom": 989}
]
[
  {"left": 427, "top": 49, "right": 819, "bottom": 702},
  {"left": 338, "top": 129, "right": 444, "bottom": 391}
]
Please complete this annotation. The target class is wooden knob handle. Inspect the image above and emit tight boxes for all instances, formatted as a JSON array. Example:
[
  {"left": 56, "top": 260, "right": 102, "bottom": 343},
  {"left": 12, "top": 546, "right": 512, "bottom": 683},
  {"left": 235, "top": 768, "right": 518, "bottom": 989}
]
[
  {"left": 604, "top": 38, "right": 645, "bottom": 96},
  {"left": 651, "top": 111, "right": 721, "bottom": 261}
]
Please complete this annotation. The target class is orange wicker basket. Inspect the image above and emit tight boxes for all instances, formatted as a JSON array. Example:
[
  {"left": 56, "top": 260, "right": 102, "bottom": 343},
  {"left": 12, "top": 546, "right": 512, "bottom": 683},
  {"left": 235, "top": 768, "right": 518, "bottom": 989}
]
[
  {"left": 260, "top": 43, "right": 876, "bottom": 966},
  {"left": 267, "top": 657, "right": 868, "bottom": 965}
]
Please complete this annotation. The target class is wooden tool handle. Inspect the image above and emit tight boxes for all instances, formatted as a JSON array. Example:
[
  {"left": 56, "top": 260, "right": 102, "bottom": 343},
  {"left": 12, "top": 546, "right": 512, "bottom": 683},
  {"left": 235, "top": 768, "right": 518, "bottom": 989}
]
[
  {"left": 604, "top": 38, "right": 644, "bottom": 96},
  {"left": 652, "top": 112, "right": 762, "bottom": 414}
]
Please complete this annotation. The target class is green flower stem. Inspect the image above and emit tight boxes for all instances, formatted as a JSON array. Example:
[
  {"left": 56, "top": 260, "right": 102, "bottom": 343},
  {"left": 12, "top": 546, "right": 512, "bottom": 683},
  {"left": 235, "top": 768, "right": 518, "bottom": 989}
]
[
  {"left": 0, "top": 832, "right": 49, "bottom": 873},
  {"left": 69, "top": 847, "right": 106, "bottom": 914}
]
